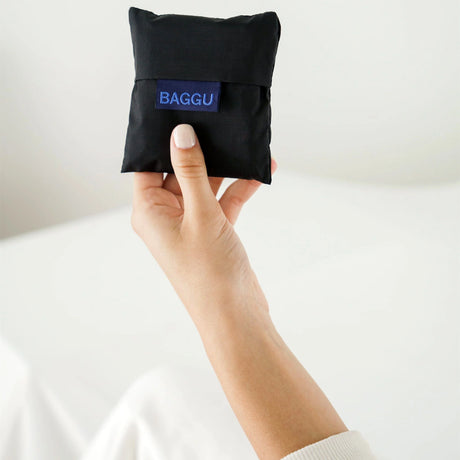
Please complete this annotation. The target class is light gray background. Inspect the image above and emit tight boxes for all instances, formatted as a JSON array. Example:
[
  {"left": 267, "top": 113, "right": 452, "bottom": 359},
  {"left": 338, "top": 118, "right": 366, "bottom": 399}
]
[{"left": 1, "top": 0, "right": 459, "bottom": 238}]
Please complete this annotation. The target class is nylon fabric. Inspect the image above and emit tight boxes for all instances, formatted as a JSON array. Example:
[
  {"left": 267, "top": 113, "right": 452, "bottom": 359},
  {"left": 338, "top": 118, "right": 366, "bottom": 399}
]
[{"left": 122, "top": 7, "right": 281, "bottom": 184}]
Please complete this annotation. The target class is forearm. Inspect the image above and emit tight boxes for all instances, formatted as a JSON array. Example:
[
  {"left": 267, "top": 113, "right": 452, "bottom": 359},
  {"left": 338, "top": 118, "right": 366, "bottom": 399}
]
[
  {"left": 133, "top": 125, "right": 349, "bottom": 459},
  {"left": 191, "top": 278, "right": 347, "bottom": 460}
]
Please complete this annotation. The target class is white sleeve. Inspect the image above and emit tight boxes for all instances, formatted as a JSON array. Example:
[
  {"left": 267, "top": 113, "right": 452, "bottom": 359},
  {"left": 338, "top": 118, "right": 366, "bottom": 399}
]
[{"left": 280, "top": 431, "right": 376, "bottom": 460}]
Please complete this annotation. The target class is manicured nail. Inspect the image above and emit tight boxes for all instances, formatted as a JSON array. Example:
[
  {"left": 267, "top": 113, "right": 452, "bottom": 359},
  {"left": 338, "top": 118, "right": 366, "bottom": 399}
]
[{"left": 173, "top": 124, "right": 196, "bottom": 149}]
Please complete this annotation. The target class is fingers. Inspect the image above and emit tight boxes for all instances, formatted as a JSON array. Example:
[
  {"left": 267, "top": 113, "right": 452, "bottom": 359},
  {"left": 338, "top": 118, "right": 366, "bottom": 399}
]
[
  {"left": 209, "top": 177, "right": 225, "bottom": 196},
  {"left": 133, "top": 171, "right": 164, "bottom": 204},
  {"left": 271, "top": 157, "right": 278, "bottom": 175},
  {"left": 163, "top": 173, "right": 182, "bottom": 196},
  {"left": 219, "top": 179, "right": 262, "bottom": 225},
  {"left": 219, "top": 158, "right": 278, "bottom": 225},
  {"left": 170, "top": 124, "right": 216, "bottom": 215}
]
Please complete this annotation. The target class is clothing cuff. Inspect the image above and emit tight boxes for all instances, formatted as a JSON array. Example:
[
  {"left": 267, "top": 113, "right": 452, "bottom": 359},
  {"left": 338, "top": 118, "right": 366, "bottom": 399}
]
[{"left": 280, "top": 431, "right": 376, "bottom": 460}]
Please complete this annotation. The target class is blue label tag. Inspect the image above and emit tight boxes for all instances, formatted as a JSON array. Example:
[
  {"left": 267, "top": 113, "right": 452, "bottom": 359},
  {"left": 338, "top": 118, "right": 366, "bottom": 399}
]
[{"left": 155, "top": 79, "right": 221, "bottom": 112}]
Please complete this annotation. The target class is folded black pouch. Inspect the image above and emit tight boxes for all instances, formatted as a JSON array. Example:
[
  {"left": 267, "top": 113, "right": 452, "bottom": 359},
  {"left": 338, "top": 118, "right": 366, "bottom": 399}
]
[{"left": 122, "top": 7, "right": 281, "bottom": 184}]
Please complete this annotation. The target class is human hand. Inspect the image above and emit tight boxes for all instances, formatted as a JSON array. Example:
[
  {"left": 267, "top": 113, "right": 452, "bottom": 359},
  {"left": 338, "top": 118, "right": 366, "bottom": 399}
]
[
  {"left": 130, "top": 125, "right": 351, "bottom": 460},
  {"left": 131, "top": 124, "right": 277, "bottom": 327}
]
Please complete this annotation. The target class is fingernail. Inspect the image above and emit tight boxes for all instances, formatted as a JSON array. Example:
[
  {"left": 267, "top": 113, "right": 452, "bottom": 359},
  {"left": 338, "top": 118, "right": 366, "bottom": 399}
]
[{"left": 173, "top": 124, "right": 196, "bottom": 149}]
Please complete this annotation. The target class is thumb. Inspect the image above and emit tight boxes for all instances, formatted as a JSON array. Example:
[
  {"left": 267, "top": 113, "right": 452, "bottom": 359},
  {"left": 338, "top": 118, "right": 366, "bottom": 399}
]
[{"left": 170, "top": 124, "right": 215, "bottom": 214}]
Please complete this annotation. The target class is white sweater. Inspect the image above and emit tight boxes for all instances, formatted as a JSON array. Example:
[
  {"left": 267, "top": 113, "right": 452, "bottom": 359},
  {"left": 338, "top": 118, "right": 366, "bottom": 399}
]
[
  {"left": 281, "top": 431, "right": 376, "bottom": 459},
  {"left": 76, "top": 366, "right": 377, "bottom": 460}
]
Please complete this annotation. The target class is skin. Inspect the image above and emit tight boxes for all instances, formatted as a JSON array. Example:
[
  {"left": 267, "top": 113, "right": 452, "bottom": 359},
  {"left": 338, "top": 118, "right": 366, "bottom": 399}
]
[{"left": 131, "top": 124, "right": 347, "bottom": 460}]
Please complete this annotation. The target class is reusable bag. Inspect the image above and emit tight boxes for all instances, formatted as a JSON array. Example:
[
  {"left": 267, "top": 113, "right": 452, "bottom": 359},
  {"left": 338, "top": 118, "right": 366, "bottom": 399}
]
[{"left": 122, "top": 7, "right": 281, "bottom": 184}]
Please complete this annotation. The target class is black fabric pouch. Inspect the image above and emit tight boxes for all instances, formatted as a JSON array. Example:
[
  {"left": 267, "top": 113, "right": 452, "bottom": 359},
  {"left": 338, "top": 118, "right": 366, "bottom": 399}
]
[{"left": 122, "top": 7, "right": 281, "bottom": 184}]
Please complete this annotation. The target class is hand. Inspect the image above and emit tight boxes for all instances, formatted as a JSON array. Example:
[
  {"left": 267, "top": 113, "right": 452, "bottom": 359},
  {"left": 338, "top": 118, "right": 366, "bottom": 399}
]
[
  {"left": 131, "top": 125, "right": 350, "bottom": 460},
  {"left": 131, "top": 124, "right": 277, "bottom": 326}
]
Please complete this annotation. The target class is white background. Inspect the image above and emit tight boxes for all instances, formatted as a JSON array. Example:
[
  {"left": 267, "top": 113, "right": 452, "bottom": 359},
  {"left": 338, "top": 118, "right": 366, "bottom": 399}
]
[
  {"left": 2, "top": 173, "right": 459, "bottom": 459},
  {"left": 1, "top": 3, "right": 459, "bottom": 459},
  {"left": 1, "top": 0, "right": 459, "bottom": 238}
]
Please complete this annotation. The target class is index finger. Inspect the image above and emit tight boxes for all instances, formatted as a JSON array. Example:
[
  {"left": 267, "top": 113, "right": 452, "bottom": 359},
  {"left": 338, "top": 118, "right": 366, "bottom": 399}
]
[{"left": 133, "top": 172, "right": 164, "bottom": 198}]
